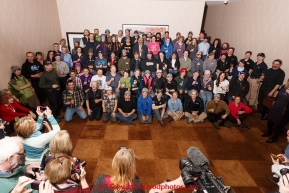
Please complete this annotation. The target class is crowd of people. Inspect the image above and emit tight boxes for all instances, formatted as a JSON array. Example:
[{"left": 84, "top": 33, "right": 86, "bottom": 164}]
[{"left": 0, "top": 28, "right": 289, "bottom": 193}]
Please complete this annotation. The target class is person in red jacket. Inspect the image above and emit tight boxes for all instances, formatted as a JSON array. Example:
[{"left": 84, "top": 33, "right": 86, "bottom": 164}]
[
  {"left": 0, "top": 92, "right": 36, "bottom": 136},
  {"left": 228, "top": 96, "right": 252, "bottom": 129}
]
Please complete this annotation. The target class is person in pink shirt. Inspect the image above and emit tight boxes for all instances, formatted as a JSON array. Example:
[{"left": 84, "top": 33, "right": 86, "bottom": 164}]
[{"left": 148, "top": 35, "right": 160, "bottom": 59}]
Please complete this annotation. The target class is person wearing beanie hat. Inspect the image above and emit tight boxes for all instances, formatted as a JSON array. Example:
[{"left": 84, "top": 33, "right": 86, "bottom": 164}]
[
  {"left": 168, "top": 52, "right": 180, "bottom": 77},
  {"left": 137, "top": 87, "right": 153, "bottom": 124},
  {"left": 164, "top": 73, "right": 177, "bottom": 101},
  {"left": 117, "top": 89, "right": 137, "bottom": 125},
  {"left": 191, "top": 51, "right": 204, "bottom": 75},
  {"left": 9, "top": 66, "right": 40, "bottom": 108},
  {"left": 206, "top": 94, "right": 231, "bottom": 130}
]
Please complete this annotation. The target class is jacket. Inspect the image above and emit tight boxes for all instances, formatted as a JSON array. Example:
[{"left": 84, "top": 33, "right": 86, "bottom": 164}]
[
  {"left": 184, "top": 96, "right": 204, "bottom": 115},
  {"left": 142, "top": 76, "right": 153, "bottom": 92},
  {"left": 168, "top": 98, "right": 183, "bottom": 112},
  {"left": 137, "top": 96, "right": 152, "bottom": 116},
  {"left": 200, "top": 76, "right": 214, "bottom": 92},
  {"left": 152, "top": 77, "right": 166, "bottom": 92},
  {"left": 133, "top": 44, "right": 148, "bottom": 59},
  {"left": 229, "top": 79, "right": 249, "bottom": 98},
  {"left": 161, "top": 43, "right": 173, "bottom": 59},
  {"left": 130, "top": 75, "right": 142, "bottom": 91},
  {"left": 186, "top": 77, "right": 201, "bottom": 92},
  {"left": 179, "top": 57, "right": 192, "bottom": 71},
  {"left": 87, "top": 89, "right": 102, "bottom": 110},
  {"left": 53, "top": 61, "right": 70, "bottom": 78},
  {"left": 141, "top": 58, "right": 157, "bottom": 72},
  {"left": 228, "top": 101, "right": 252, "bottom": 120},
  {"left": 228, "top": 67, "right": 249, "bottom": 80},
  {"left": 168, "top": 59, "right": 180, "bottom": 70},
  {"left": 175, "top": 76, "right": 187, "bottom": 91},
  {"left": 206, "top": 100, "right": 230, "bottom": 115},
  {"left": 118, "top": 57, "right": 130, "bottom": 71},
  {"left": 0, "top": 102, "right": 30, "bottom": 122},
  {"left": 130, "top": 58, "right": 142, "bottom": 71},
  {"left": 85, "top": 40, "right": 99, "bottom": 56},
  {"left": 21, "top": 59, "right": 43, "bottom": 82}
]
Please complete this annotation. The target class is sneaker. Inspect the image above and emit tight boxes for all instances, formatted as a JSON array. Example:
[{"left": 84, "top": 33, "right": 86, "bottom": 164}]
[
  {"left": 130, "top": 121, "right": 136, "bottom": 126},
  {"left": 212, "top": 122, "right": 220, "bottom": 130},
  {"left": 224, "top": 121, "right": 231, "bottom": 128},
  {"left": 186, "top": 118, "right": 190, "bottom": 124}
]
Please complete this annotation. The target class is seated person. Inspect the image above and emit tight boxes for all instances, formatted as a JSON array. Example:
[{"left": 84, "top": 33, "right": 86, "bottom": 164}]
[
  {"left": 228, "top": 59, "right": 249, "bottom": 80},
  {"left": 130, "top": 69, "right": 142, "bottom": 99},
  {"left": 216, "top": 54, "right": 229, "bottom": 78},
  {"left": 167, "top": 91, "right": 184, "bottom": 122},
  {"left": 137, "top": 88, "right": 153, "bottom": 124},
  {"left": 152, "top": 70, "right": 166, "bottom": 95},
  {"left": 94, "top": 51, "right": 108, "bottom": 74},
  {"left": 184, "top": 89, "right": 207, "bottom": 124},
  {"left": 213, "top": 72, "right": 229, "bottom": 101},
  {"left": 106, "top": 65, "right": 121, "bottom": 96},
  {"left": 152, "top": 90, "right": 168, "bottom": 127},
  {"left": 91, "top": 148, "right": 144, "bottom": 193},
  {"left": 102, "top": 86, "right": 117, "bottom": 123},
  {"left": 191, "top": 52, "right": 204, "bottom": 75},
  {"left": 228, "top": 96, "right": 252, "bottom": 129},
  {"left": 63, "top": 80, "right": 87, "bottom": 122},
  {"left": 86, "top": 81, "right": 102, "bottom": 121},
  {"left": 199, "top": 70, "right": 214, "bottom": 112},
  {"left": 228, "top": 71, "right": 249, "bottom": 104},
  {"left": 116, "top": 91, "right": 137, "bottom": 125},
  {"left": 164, "top": 73, "right": 177, "bottom": 101},
  {"left": 141, "top": 51, "right": 157, "bottom": 78},
  {"left": 0, "top": 137, "right": 39, "bottom": 193},
  {"left": 206, "top": 94, "right": 231, "bottom": 130},
  {"left": 174, "top": 68, "right": 188, "bottom": 104},
  {"left": 14, "top": 106, "right": 60, "bottom": 165},
  {"left": 118, "top": 49, "right": 130, "bottom": 76},
  {"left": 186, "top": 70, "right": 201, "bottom": 92}
]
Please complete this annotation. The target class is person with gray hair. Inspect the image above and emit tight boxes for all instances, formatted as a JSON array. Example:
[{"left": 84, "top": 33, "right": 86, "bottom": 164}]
[
  {"left": 0, "top": 137, "right": 40, "bottom": 193},
  {"left": 184, "top": 90, "right": 207, "bottom": 124}
]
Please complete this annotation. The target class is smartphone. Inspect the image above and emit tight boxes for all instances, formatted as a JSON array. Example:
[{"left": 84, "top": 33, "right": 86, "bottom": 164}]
[
  {"left": 38, "top": 106, "right": 47, "bottom": 111},
  {"left": 271, "top": 153, "right": 285, "bottom": 162},
  {"left": 119, "top": 146, "right": 127, "bottom": 150},
  {"left": 31, "top": 180, "right": 41, "bottom": 190}
]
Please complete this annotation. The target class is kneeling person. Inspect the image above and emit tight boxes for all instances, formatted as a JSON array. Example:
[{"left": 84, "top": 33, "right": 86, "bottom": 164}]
[
  {"left": 184, "top": 89, "right": 207, "bottom": 123},
  {"left": 117, "top": 91, "right": 137, "bottom": 125},
  {"left": 63, "top": 80, "right": 87, "bottom": 122}
]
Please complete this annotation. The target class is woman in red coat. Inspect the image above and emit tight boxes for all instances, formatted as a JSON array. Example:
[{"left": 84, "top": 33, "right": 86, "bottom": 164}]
[
  {"left": 0, "top": 92, "right": 36, "bottom": 136},
  {"left": 228, "top": 96, "right": 252, "bottom": 129}
]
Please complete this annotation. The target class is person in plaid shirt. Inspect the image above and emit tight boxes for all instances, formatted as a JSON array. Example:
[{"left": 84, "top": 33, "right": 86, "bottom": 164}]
[
  {"left": 67, "top": 70, "right": 83, "bottom": 91},
  {"left": 63, "top": 80, "right": 87, "bottom": 122}
]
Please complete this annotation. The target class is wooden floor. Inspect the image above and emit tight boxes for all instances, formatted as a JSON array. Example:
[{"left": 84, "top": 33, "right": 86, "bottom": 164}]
[{"left": 58, "top": 112, "right": 286, "bottom": 193}]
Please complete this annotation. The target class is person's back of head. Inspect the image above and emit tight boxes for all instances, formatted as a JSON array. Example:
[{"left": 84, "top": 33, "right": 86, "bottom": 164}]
[
  {"left": 14, "top": 117, "right": 35, "bottom": 139},
  {"left": 49, "top": 130, "right": 73, "bottom": 158},
  {"left": 0, "top": 137, "right": 23, "bottom": 166},
  {"left": 44, "top": 156, "right": 71, "bottom": 184}
]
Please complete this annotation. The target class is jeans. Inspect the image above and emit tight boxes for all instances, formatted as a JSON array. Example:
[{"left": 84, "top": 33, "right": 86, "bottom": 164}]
[
  {"left": 199, "top": 91, "right": 212, "bottom": 112},
  {"left": 88, "top": 108, "right": 102, "bottom": 121},
  {"left": 103, "top": 112, "right": 117, "bottom": 122},
  {"left": 153, "top": 109, "right": 168, "bottom": 121},
  {"left": 141, "top": 71, "right": 156, "bottom": 78},
  {"left": 116, "top": 112, "right": 137, "bottom": 124},
  {"left": 64, "top": 107, "right": 87, "bottom": 122},
  {"left": 169, "top": 69, "right": 179, "bottom": 75},
  {"left": 138, "top": 112, "right": 153, "bottom": 124},
  {"left": 227, "top": 94, "right": 248, "bottom": 105},
  {"left": 46, "top": 89, "right": 61, "bottom": 118}
]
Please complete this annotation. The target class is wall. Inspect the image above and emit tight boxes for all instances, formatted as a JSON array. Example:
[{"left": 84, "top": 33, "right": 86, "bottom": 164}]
[
  {"left": 56, "top": 0, "right": 205, "bottom": 40},
  {"left": 0, "top": 0, "right": 62, "bottom": 89},
  {"left": 204, "top": 0, "right": 289, "bottom": 83}
]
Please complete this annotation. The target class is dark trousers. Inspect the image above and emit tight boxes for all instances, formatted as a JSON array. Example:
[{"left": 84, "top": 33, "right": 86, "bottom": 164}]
[
  {"left": 207, "top": 110, "right": 226, "bottom": 125},
  {"left": 178, "top": 92, "right": 188, "bottom": 104},
  {"left": 267, "top": 120, "right": 284, "bottom": 139},
  {"left": 5, "top": 120, "right": 16, "bottom": 136},
  {"left": 88, "top": 108, "right": 102, "bottom": 121},
  {"left": 257, "top": 85, "right": 271, "bottom": 115},
  {"left": 227, "top": 114, "right": 246, "bottom": 124},
  {"left": 32, "top": 80, "right": 46, "bottom": 105},
  {"left": 59, "top": 77, "right": 67, "bottom": 94},
  {"left": 46, "top": 89, "right": 61, "bottom": 118}
]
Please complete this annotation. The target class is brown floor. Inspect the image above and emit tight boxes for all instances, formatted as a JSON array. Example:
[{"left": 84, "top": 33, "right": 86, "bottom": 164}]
[{"left": 58, "top": 112, "right": 286, "bottom": 193}]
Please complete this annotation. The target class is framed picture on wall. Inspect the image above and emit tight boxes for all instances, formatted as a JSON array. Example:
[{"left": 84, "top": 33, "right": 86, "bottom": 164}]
[
  {"left": 122, "top": 24, "right": 169, "bottom": 37},
  {"left": 66, "top": 32, "right": 83, "bottom": 51}
]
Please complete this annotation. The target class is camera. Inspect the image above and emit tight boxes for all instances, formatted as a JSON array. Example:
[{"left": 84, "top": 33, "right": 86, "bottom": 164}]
[
  {"left": 71, "top": 161, "right": 86, "bottom": 175},
  {"left": 31, "top": 180, "right": 42, "bottom": 190}
]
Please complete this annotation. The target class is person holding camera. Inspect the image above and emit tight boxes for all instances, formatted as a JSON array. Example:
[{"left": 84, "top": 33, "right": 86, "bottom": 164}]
[
  {"left": 92, "top": 148, "right": 144, "bottom": 193},
  {"left": 14, "top": 106, "right": 60, "bottom": 165}
]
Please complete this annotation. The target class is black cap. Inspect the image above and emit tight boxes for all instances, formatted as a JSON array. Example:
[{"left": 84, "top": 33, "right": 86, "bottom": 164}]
[
  {"left": 257, "top": 52, "right": 265, "bottom": 57},
  {"left": 239, "top": 71, "right": 246, "bottom": 75}
]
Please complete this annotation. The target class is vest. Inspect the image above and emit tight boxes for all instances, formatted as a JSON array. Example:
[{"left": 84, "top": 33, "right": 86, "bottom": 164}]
[{"left": 87, "top": 89, "right": 102, "bottom": 110}]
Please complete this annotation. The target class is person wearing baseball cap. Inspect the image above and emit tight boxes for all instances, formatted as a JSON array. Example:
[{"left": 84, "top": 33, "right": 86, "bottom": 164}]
[
  {"left": 228, "top": 59, "right": 249, "bottom": 81},
  {"left": 104, "top": 29, "right": 111, "bottom": 43},
  {"left": 164, "top": 73, "right": 177, "bottom": 101},
  {"left": 152, "top": 70, "right": 166, "bottom": 95},
  {"left": 116, "top": 89, "right": 137, "bottom": 125},
  {"left": 191, "top": 51, "right": 204, "bottom": 75},
  {"left": 137, "top": 88, "right": 153, "bottom": 124},
  {"left": 206, "top": 94, "right": 231, "bottom": 130},
  {"left": 152, "top": 89, "right": 168, "bottom": 127},
  {"left": 174, "top": 68, "right": 188, "bottom": 104}
]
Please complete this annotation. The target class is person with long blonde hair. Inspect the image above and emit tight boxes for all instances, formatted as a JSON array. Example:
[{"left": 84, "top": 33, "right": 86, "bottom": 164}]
[{"left": 92, "top": 148, "right": 144, "bottom": 193}]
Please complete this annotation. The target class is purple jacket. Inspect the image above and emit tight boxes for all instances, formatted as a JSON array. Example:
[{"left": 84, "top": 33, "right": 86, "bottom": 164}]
[
  {"left": 80, "top": 74, "right": 93, "bottom": 91},
  {"left": 97, "top": 42, "right": 109, "bottom": 58}
]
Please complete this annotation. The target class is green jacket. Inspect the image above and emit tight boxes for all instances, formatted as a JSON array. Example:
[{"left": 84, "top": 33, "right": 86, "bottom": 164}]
[
  {"left": 9, "top": 76, "right": 34, "bottom": 98},
  {"left": 175, "top": 76, "right": 188, "bottom": 91}
]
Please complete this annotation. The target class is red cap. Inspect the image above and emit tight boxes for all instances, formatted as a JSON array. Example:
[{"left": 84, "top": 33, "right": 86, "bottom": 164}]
[{"left": 180, "top": 68, "right": 187, "bottom": 74}]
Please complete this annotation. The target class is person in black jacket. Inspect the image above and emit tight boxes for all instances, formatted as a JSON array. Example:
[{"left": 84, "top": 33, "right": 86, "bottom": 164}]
[
  {"left": 243, "top": 51, "right": 254, "bottom": 71},
  {"left": 168, "top": 52, "right": 180, "bottom": 77},
  {"left": 141, "top": 52, "right": 157, "bottom": 78},
  {"left": 86, "top": 80, "right": 103, "bottom": 121},
  {"left": 152, "top": 70, "right": 166, "bottom": 95},
  {"left": 164, "top": 73, "right": 177, "bottom": 101},
  {"left": 85, "top": 33, "right": 99, "bottom": 56},
  {"left": 184, "top": 89, "right": 207, "bottom": 123},
  {"left": 228, "top": 72, "right": 249, "bottom": 104},
  {"left": 227, "top": 47, "right": 238, "bottom": 67},
  {"left": 129, "top": 51, "right": 142, "bottom": 76},
  {"left": 209, "top": 38, "right": 221, "bottom": 59},
  {"left": 133, "top": 38, "right": 148, "bottom": 60}
]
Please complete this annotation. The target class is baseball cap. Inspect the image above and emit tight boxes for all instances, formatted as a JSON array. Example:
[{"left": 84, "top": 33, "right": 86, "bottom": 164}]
[
  {"left": 125, "top": 90, "right": 131, "bottom": 95},
  {"left": 105, "top": 86, "right": 112, "bottom": 91},
  {"left": 145, "top": 70, "right": 151, "bottom": 74},
  {"left": 122, "top": 49, "right": 127, "bottom": 53},
  {"left": 142, "top": 88, "right": 148, "bottom": 93},
  {"left": 214, "top": 94, "right": 221, "bottom": 98},
  {"left": 257, "top": 53, "right": 265, "bottom": 57},
  {"left": 105, "top": 29, "right": 110, "bottom": 33},
  {"left": 204, "top": 36, "right": 208, "bottom": 39},
  {"left": 180, "top": 68, "right": 187, "bottom": 74}
]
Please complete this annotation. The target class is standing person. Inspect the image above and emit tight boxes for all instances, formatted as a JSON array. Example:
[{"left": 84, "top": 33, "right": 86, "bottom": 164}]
[
  {"left": 131, "top": 30, "right": 140, "bottom": 47},
  {"left": 80, "top": 68, "right": 92, "bottom": 94},
  {"left": 71, "top": 41, "right": 80, "bottom": 56},
  {"left": 137, "top": 88, "right": 153, "bottom": 124},
  {"left": 63, "top": 80, "right": 87, "bottom": 122},
  {"left": 228, "top": 71, "right": 249, "bottom": 104},
  {"left": 191, "top": 52, "right": 204, "bottom": 75},
  {"left": 106, "top": 66, "right": 121, "bottom": 95},
  {"left": 118, "top": 49, "right": 131, "bottom": 75},
  {"left": 108, "top": 35, "right": 121, "bottom": 57},
  {"left": 184, "top": 89, "right": 207, "bottom": 123},
  {"left": 84, "top": 48, "right": 95, "bottom": 69},
  {"left": 161, "top": 31, "right": 172, "bottom": 45},
  {"left": 197, "top": 31, "right": 205, "bottom": 44},
  {"left": 142, "top": 34, "right": 149, "bottom": 46},
  {"left": 61, "top": 46, "right": 73, "bottom": 69},
  {"left": 105, "top": 29, "right": 112, "bottom": 43},
  {"left": 97, "top": 34, "right": 109, "bottom": 59},
  {"left": 80, "top": 29, "right": 90, "bottom": 48},
  {"left": 213, "top": 72, "right": 230, "bottom": 101},
  {"left": 53, "top": 43, "right": 61, "bottom": 55},
  {"left": 228, "top": 96, "right": 252, "bottom": 129},
  {"left": 130, "top": 51, "right": 142, "bottom": 76},
  {"left": 198, "top": 36, "right": 210, "bottom": 60},
  {"left": 164, "top": 73, "right": 177, "bottom": 101},
  {"left": 53, "top": 54, "right": 70, "bottom": 93},
  {"left": 246, "top": 52, "right": 268, "bottom": 108},
  {"left": 148, "top": 35, "right": 161, "bottom": 59},
  {"left": 186, "top": 38, "right": 198, "bottom": 60},
  {"left": 118, "top": 70, "right": 131, "bottom": 99},
  {"left": 46, "top": 50, "right": 55, "bottom": 64},
  {"left": 94, "top": 28, "right": 101, "bottom": 43},
  {"left": 172, "top": 32, "right": 181, "bottom": 46},
  {"left": 156, "top": 51, "right": 169, "bottom": 77},
  {"left": 173, "top": 36, "right": 185, "bottom": 59},
  {"left": 209, "top": 38, "right": 221, "bottom": 59},
  {"left": 219, "top": 42, "right": 229, "bottom": 57},
  {"left": 102, "top": 86, "right": 117, "bottom": 123},
  {"left": 258, "top": 59, "right": 285, "bottom": 118},
  {"left": 203, "top": 53, "right": 217, "bottom": 78},
  {"left": 133, "top": 38, "right": 148, "bottom": 60},
  {"left": 9, "top": 66, "right": 40, "bottom": 109},
  {"left": 206, "top": 94, "right": 231, "bottom": 130},
  {"left": 168, "top": 52, "right": 180, "bottom": 77},
  {"left": 167, "top": 92, "right": 184, "bottom": 122},
  {"left": 67, "top": 70, "right": 83, "bottom": 91},
  {"left": 179, "top": 50, "right": 192, "bottom": 77},
  {"left": 39, "top": 63, "right": 62, "bottom": 122},
  {"left": 72, "top": 47, "right": 84, "bottom": 67},
  {"left": 121, "top": 36, "right": 134, "bottom": 59},
  {"left": 228, "top": 59, "right": 248, "bottom": 80},
  {"left": 155, "top": 32, "right": 164, "bottom": 48},
  {"left": 36, "top": 52, "right": 47, "bottom": 67},
  {"left": 186, "top": 70, "right": 201, "bottom": 92},
  {"left": 226, "top": 47, "right": 238, "bottom": 67},
  {"left": 141, "top": 51, "right": 157, "bottom": 78},
  {"left": 152, "top": 90, "right": 168, "bottom": 127},
  {"left": 21, "top": 52, "right": 44, "bottom": 105},
  {"left": 86, "top": 80, "right": 103, "bottom": 121},
  {"left": 59, "top": 38, "right": 68, "bottom": 52},
  {"left": 130, "top": 69, "right": 142, "bottom": 99},
  {"left": 117, "top": 91, "right": 137, "bottom": 125},
  {"left": 117, "top": 30, "right": 123, "bottom": 44},
  {"left": 200, "top": 70, "right": 214, "bottom": 112},
  {"left": 91, "top": 69, "right": 107, "bottom": 90},
  {"left": 94, "top": 51, "right": 108, "bottom": 74},
  {"left": 121, "top": 29, "right": 132, "bottom": 45},
  {"left": 85, "top": 33, "right": 99, "bottom": 56},
  {"left": 261, "top": 82, "right": 289, "bottom": 143},
  {"left": 184, "top": 31, "right": 193, "bottom": 48},
  {"left": 175, "top": 68, "right": 188, "bottom": 104},
  {"left": 243, "top": 51, "right": 254, "bottom": 71},
  {"left": 161, "top": 37, "right": 173, "bottom": 60}
]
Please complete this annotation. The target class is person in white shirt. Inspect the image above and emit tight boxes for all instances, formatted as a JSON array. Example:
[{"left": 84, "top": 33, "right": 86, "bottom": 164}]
[
  {"left": 198, "top": 36, "right": 210, "bottom": 60},
  {"left": 213, "top": 72, "right": 229, "bottom": 101},
  {"left": 90, "top": 68, "right": 107, "bottom": 90},
  {"left": 117, "top": 30, "right": 123, "bottom": 44}
]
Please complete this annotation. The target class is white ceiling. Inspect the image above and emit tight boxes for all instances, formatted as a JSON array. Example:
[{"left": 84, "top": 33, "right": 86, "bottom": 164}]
[{"left": 206, "top": 0, "right": 241, "bottom": 6}]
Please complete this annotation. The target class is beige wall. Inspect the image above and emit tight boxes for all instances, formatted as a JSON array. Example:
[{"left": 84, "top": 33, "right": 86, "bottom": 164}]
[
  {"left": 56, "top": 0, "right": 205, "bottom": 40},
  {"left": 204, "top": 0, "right": 289, "bottom": 83},
  {"left": 0, "top": 0, "right": 62, "bottom": 89}
]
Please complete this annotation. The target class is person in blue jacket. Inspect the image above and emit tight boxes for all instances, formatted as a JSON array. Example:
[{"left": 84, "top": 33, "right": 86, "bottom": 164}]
[
  {"left": 137, "top": 88, "right": 152, "bottom": 124},
  {"left": 161, "top": 37, "right": 173, "bottom": 60},
  {"left": 186, "top": 70, "right": 202, "bottom": 92}
]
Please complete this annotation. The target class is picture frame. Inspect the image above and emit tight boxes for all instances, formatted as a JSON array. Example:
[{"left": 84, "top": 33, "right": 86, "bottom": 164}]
[
  {"left": 66, "top": 32, "right": 83, "bottom": 51},
  {"left": 122, "top": 24, "right": 169, "bottom": 38}
]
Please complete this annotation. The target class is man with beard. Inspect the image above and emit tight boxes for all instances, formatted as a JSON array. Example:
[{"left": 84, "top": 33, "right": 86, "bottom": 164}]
[{"left": 219, "top": 42, "right": 229, "bottom": 58}]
